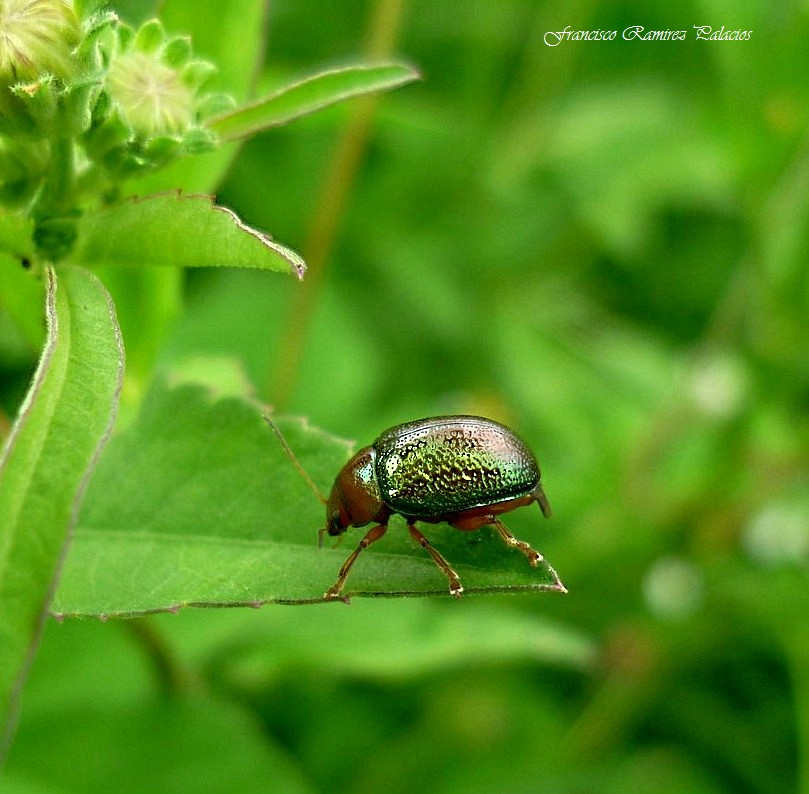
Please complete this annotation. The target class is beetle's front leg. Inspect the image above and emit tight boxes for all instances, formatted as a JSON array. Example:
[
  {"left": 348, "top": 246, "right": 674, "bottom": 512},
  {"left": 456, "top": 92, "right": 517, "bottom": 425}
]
[
  {"left": 324, "top": 523, "right": 388, "bottom": 602},
  {"left": 407, "top": 523, "right": 464, "bottom": 597},
  {"left": 491, "top": 517, "right": 544, "bottom": 567}
]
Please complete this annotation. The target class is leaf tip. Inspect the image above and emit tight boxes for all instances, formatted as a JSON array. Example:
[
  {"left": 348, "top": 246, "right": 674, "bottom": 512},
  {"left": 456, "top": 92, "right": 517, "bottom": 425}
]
[
  {"left": 544, "top": 560, "right": 567, "bottom": 594},
  {"left": 212, "top": 201, "right": 307, "bottom": 279}
]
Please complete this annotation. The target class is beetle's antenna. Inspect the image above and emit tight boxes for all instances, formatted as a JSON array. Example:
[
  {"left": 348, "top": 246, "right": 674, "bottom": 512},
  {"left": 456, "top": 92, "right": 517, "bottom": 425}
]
[{"left": 263, "top": 413, "right": 328, "bottom": 505}]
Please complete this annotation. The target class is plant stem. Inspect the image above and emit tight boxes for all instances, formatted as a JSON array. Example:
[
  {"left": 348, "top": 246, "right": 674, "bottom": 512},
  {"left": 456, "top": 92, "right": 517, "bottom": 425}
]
[
  {"left": 40, "top": 136, "right": 75, "bottom": 215},
  {"left": 0, "top": 407, "right": 10, "bottom": 443},
  {"left": 265, "top": 0, "right": 406, "bottom": 409},
  {"left": 781, "top": 599, "right": 809, "bottom": 793},
  {"left": 123, "top": 618, "right": 197, "bottom": 697}
]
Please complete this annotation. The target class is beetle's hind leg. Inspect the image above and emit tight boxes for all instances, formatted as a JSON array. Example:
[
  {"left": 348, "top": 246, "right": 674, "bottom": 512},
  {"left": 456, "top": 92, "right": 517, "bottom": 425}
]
[
  {"left": 408, "top": 524, "right": 464, "bottom": 598},
  {"left": 491, "top": 517, "right": 544, "bottom": 567},
  {"left": 535, "top": 484, "right": 552, "bottom": 518},
  {"left": 324, "top": 523, "right": 388, "bottom": 602}
]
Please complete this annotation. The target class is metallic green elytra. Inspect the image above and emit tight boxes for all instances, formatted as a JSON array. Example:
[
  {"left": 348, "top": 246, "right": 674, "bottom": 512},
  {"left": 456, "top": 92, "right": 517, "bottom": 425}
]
[
  {"left": 373, "top": 416, "right": 540, "bottom": 517},
  {"left": 317, "top": 415, "right": 554, "bottom": 601}
]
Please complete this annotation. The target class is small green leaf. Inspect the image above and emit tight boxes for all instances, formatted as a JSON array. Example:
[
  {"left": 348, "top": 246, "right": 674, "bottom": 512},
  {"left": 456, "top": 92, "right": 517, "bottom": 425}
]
[
  {"left": 0, "top": 265, "right": 123, "bottom": 753},
  {"left": 208, "top": 63, "right": 421, "bottom": 142},
  {"left": 52, "top": 376, "right": 565, "bottom": 618},
  {"left": 71, "top": 192, "right": 306, "bottom": 278}
]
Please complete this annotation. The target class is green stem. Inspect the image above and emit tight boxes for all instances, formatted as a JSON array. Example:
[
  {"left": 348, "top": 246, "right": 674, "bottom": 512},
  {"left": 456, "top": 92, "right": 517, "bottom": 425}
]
[
  {"left": 31, "top": 136, "right": 81, "bottom": 260},
  {"left": 41, "top": 136, "right": 75, "bottom": 215},
  {"left": 265, "top": 0, "right": 406, "bottom": 408},
  {"left": 782, "top": 612, "right": 809, "bottom": 793},
  {"left": 123, "top": 618, "right": 197, "bottom": 697}
]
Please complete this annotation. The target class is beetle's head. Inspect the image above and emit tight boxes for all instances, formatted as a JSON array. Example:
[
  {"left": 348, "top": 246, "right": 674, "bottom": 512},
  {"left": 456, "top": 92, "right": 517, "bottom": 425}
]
[
  {"left": 323, "top": 486, "right": 350, "bottom": 539},
  {"left": 320, "top": 446, "right": 384, "bottom": 543}
]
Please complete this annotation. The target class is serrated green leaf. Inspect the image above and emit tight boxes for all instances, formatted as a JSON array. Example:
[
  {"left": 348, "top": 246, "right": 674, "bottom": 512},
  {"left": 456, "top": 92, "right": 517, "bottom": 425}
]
[
  {"left": 208, "top": 63, "right": 421, "bottom": 142},
  {"left": 53, "top": 377, "right": 565, "bottom": 618},
  {"left": 0, "top": 265, "right": 123, "bottom": 753},
  {"left": 71, "top": 193, "right": 306, "bottom": 278}
]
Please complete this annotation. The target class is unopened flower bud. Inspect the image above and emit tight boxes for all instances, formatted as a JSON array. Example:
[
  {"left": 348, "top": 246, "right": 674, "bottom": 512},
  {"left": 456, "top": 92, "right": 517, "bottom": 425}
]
[
  {"left": 0, "top": 0, "right": 80, "bottom": 86},
  {"left": 106, "top": 49, "right": 194, "bottom": 137}
]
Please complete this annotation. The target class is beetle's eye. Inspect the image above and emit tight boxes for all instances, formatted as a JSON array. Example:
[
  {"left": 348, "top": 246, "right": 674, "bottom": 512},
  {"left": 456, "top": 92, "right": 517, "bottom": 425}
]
[{"left": 328, "top": 510, "right": 343, "bottom": 535}]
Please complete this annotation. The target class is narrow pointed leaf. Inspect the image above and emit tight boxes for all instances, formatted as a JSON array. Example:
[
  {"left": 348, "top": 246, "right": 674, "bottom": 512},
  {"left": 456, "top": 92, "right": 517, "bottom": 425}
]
[
  {"left": 208, "top": 63, "right": 420, "bottom": 142},
  {"left": 52, "top": 376, "right": 565, "bottom": 618},
  {"left": 0, "top": 265, "right": 123, "bottom": 753},
  {"left": 72, "top": 193, "right": 306, "bottom": 278}
]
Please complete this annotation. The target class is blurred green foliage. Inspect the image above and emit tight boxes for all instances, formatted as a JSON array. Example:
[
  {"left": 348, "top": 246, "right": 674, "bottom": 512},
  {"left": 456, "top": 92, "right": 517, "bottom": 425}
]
[{"left": 2, "top": 0, "right": 808, "bottom": 791}]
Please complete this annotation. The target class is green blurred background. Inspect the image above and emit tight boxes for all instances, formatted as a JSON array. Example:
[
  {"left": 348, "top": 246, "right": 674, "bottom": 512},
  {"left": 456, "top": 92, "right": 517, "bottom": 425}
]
[{"left": 3, "top": 0, "right": 809, "bottom": 791}]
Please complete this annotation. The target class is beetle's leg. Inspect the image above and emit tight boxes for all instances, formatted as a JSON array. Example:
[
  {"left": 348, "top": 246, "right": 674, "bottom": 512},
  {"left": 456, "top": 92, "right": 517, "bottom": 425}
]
[
  {"left": 324, "top": 523, "right": 388, "bottom": 602},
  {"left": 407, "top": 523, "right": 464, "bottom": 598},
  {"left": 535, "top": 484, "right": 552, "bottom": 518},
  {"left": 491, "top": 517, "right": 544, "bottom": 567}
]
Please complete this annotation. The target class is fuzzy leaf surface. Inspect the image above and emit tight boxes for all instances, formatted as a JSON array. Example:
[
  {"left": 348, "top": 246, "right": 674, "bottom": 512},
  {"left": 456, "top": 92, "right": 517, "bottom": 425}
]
[
  {"left": 0, "top": 265, "right": 123, "bottom": 749},
  {"left": 208, "top": 63, "right": 420, "bottom": 141},
  {"left": 71, "top": 193, "right": 306, "bottom": 278}
]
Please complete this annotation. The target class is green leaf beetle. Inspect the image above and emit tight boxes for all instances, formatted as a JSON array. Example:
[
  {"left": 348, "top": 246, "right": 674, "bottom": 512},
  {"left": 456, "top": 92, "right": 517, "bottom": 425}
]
[{"left": 267, "top": 415, "right": 559, "bottom": 601}]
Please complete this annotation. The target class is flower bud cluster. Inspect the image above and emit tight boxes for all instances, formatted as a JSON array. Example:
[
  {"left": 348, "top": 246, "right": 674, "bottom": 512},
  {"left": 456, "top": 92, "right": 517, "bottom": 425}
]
[
  {"left": 0, "top": 1, "right": 231, "bottom": 214},
  {"left": 84, "top": 16, "right": 231, "bottom": 179},
  {"left": 0, "top": 0, "right": 80, "bottom": 135}
]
